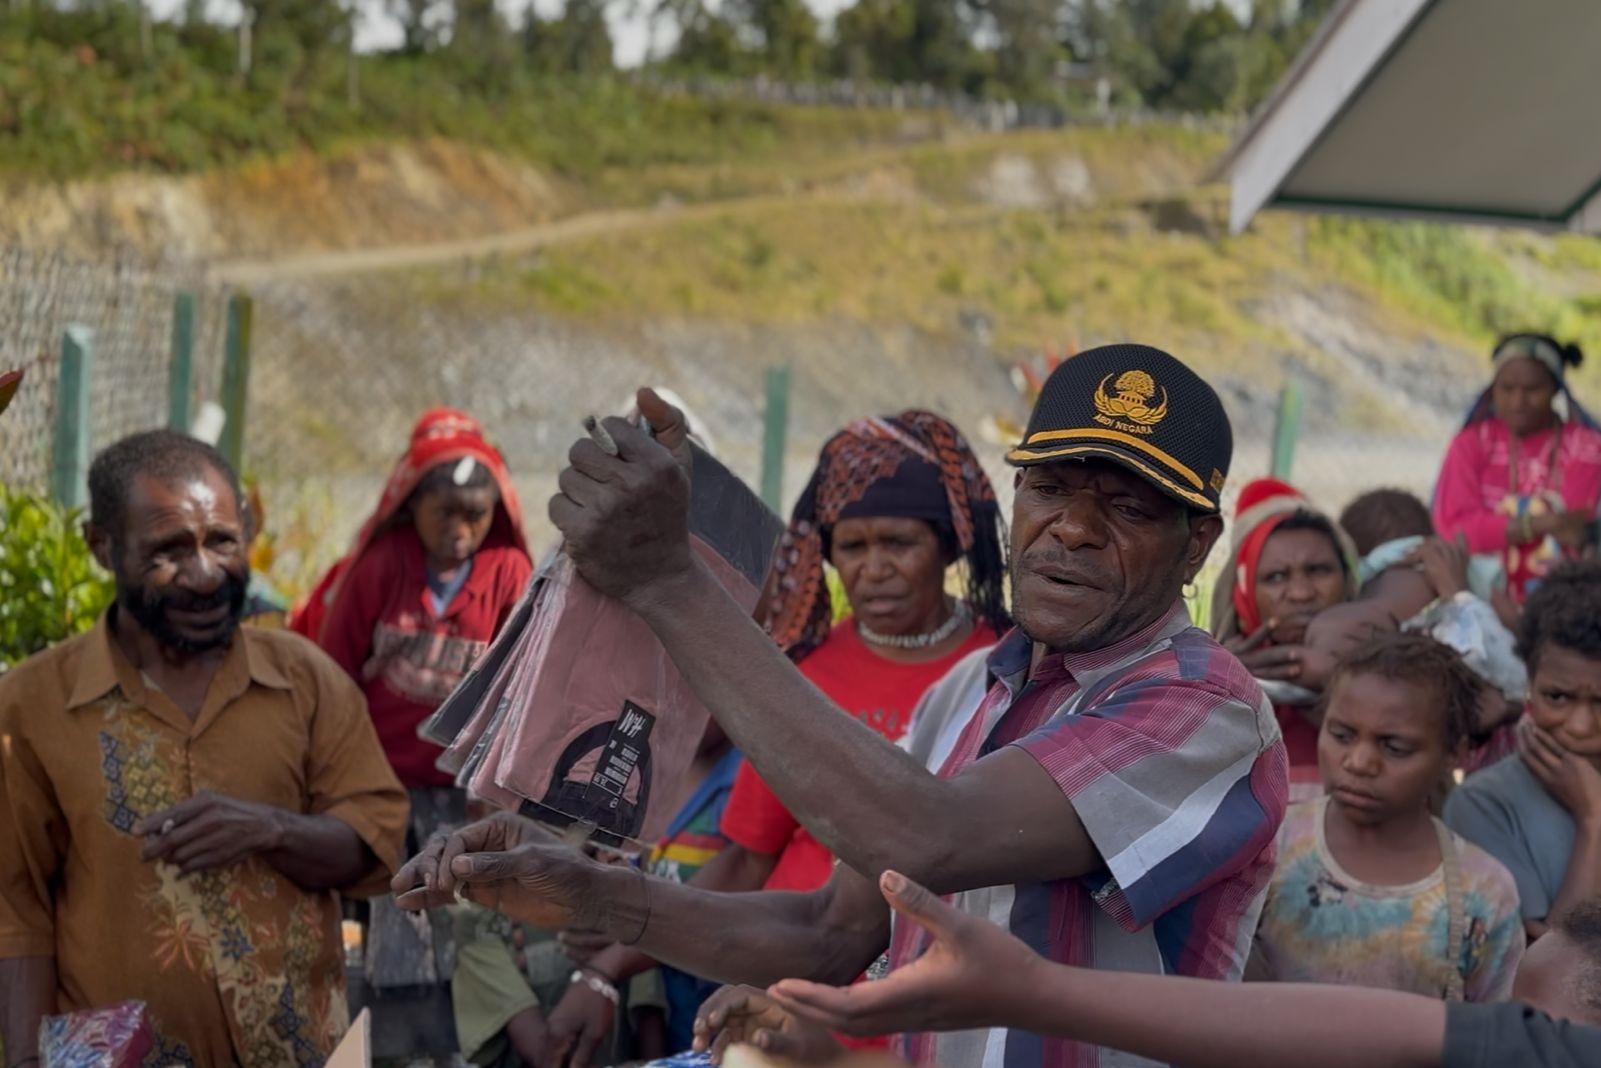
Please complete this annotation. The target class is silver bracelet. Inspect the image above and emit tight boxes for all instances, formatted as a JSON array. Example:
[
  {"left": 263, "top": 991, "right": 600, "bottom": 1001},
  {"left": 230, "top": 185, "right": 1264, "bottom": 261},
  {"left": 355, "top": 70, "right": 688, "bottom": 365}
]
[{"left": 570, "top": 969, "right": 620, "bottom": 1005}]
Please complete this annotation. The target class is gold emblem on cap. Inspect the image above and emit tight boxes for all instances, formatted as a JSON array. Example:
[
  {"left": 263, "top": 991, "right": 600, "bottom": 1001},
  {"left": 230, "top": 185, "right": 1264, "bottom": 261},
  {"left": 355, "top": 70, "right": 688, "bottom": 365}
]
[{"left": 1093, "top": 370, "right": 1169, "bottom": 434}]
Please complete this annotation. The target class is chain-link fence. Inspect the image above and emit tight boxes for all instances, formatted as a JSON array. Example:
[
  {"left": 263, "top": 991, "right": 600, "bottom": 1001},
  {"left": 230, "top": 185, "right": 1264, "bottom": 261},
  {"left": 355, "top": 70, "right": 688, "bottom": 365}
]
[
  {"left": 240, "top": 270, "right": 1040, "bottom": 592},
  {"left": 3, "top": 244, "right": 1465, "bottom": 601},
  {"left": 237, "top": 267, "right": 1463, "bottom": 598},
  {"left": 0, "top": 246, "right": 230, "bottom": 496}
]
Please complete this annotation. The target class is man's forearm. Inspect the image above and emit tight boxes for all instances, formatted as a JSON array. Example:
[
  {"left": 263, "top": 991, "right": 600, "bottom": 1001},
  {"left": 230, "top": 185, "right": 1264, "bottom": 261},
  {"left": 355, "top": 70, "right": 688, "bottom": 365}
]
[
  {"left": 587, "top": 943, "right": 656, "bottom": 983},
  {"left": 628, "top": 564, "right": 954, "bottom": 878},
  {"left": 1019, "top": 962, "right": 1445, "bottom": 1068},
  {"left": 588, "top": 864, "right": 884, "bottom": 988},
  {"left": 263, "top": 812, "right": 377, "bottom": 891},
  {"left": 690, "top": 843, "right": 780, "bottom": 895},
  {"left": 583, "top": 846, "right": 787, "bottom": 984},
  {"left": 0, "top": 956, "right": 56, "bottom": 1067}
]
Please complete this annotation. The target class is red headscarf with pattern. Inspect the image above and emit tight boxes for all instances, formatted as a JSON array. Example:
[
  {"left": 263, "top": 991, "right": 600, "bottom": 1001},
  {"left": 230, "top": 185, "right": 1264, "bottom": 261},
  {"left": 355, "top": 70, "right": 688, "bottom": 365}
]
[{"left": 289, "top": 408, "right": 527, "bottom": 640}]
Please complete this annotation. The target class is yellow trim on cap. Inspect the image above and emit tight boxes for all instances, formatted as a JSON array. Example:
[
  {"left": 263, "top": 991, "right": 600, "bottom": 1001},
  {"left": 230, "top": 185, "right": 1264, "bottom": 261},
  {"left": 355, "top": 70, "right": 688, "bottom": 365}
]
[
  {"left": 1022, "top": 427, "right": 1203, "bottom": 490},
  {"left": 1006, "top": 444, "right": 1216, "bottom": 511}
]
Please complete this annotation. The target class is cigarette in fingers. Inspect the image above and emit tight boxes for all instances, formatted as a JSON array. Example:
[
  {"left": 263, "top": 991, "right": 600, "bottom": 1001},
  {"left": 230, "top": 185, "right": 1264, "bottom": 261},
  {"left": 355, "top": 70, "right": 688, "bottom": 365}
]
[{"left": 584, "top": 416, "right": 619, "bottom": 457}]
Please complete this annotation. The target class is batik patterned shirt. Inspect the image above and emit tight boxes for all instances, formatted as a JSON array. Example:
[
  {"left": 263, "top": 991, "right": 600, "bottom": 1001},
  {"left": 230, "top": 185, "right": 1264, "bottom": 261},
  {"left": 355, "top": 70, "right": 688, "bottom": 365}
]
[{"left": 0, "top": 615, "right": 408, "bottom": 1068}]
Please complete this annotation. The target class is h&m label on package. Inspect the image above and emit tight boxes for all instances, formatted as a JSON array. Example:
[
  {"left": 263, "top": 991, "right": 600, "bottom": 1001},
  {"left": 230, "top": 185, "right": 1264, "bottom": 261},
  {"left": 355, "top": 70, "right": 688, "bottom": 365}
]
[{"left": 585, "top": 701, "right": 655, "bottom": 810}]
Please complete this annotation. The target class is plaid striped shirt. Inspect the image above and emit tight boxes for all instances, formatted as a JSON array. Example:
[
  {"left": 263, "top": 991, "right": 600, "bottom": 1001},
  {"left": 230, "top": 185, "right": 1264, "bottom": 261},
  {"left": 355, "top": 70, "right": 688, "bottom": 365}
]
[{"left": 890, "top": 605, "right": 1288, "bottom": 1068}]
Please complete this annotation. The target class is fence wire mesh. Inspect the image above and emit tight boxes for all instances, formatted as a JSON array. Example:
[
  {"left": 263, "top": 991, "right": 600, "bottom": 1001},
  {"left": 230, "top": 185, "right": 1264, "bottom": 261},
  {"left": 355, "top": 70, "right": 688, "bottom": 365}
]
[
  {"left": 4, "top": 244, "right": 1458, "bottom": 601},
  {"left": 0, "top": 246, "right": 228, "bottom": 496},
  {"left": 239, "top": 267, "right": 1457, "bottom": 599}
]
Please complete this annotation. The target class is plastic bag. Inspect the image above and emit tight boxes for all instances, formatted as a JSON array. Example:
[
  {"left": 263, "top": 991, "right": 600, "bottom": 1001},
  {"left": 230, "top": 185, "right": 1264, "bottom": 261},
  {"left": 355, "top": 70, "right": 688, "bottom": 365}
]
[
  {"left": 39, "top": 1001, "right": 156, "bottom": 1068},
  {"left": 423, "top": 441, "right": 783, "bottom": 853}
]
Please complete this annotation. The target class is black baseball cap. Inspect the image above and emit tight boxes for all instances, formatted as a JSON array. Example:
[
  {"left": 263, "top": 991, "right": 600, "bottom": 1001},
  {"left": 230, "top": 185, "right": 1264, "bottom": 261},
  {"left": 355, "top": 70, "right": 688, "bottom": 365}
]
[{"left": 1007, "top": 343, "right": 1233, "bottom": 514}]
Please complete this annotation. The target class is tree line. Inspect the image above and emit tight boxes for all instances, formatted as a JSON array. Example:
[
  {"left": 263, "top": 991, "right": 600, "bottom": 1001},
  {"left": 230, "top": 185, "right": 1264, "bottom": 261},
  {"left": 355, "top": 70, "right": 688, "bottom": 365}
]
[{"left": 2, "top": 0, "right": 1337, "bottom": 112}]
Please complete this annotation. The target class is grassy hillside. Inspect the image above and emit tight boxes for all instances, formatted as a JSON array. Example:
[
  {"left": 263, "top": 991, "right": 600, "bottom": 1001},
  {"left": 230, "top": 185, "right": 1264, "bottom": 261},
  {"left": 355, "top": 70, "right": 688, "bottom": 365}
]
[{"left": 398, "top": 123, "right": 1601, "bottom": 433}]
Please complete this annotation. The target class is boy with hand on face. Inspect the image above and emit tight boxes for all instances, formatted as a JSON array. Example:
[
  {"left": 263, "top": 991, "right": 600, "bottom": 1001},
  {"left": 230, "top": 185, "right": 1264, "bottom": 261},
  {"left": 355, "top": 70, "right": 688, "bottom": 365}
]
[{"left": 1448, "top": 560, "right": 1601, "bottom": 943}]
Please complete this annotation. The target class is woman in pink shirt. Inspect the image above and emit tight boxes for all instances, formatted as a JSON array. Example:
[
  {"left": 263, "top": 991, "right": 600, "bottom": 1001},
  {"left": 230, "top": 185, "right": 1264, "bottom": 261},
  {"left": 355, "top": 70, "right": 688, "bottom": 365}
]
[{"left": 1434, "top": 334, "right": 1601, "bottom": 603}]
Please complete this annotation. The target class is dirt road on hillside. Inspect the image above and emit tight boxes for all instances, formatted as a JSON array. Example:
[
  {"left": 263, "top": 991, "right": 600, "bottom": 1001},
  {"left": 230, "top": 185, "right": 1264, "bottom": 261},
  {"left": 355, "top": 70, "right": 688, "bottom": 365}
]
[{"left": 213, "top": 193, "right": 804, "bottom": 285}]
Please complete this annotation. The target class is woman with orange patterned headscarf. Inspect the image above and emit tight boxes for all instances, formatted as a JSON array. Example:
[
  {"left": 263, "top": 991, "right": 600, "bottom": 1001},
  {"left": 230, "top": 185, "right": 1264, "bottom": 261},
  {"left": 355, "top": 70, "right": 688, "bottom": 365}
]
[{"left": 715, "top": 410, "right": 1010, "bottom": 896}]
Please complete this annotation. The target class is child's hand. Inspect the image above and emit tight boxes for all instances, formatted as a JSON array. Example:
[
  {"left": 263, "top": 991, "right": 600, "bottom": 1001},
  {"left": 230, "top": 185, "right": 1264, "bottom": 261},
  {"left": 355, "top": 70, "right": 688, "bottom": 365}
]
[
  {"left": 505, "top": 1006, "right": 556, "bottom": 1068},
  {"left": 1404, "top": 536, "right": 1469, "bottom": 600},
  {"left": 546, "top": 977, "right": 619, "bottom": 1068},
  {"left": 693, "top": 985, "right": 842, "bottom": 1065},
  {"left": 1518, "top": 719, "right": 1601, "bottom": 825}
]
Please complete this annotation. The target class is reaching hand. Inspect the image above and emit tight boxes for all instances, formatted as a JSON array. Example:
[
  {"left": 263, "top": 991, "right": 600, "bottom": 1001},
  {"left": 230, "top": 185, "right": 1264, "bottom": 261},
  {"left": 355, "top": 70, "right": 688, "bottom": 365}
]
[
  {"left": 766, "top": 871, "right": 1044, "bottom": 1038},
  {"left": 1223, "top": 620, "right": 1273, "bottom": 658},
  {"left": 1225, "top": 624, "right": 1303, "bottom": 682},
  {"left": 693, "top": 985, "right": 844, "bottom": 1066},
  {"left": 134, "top": 791, "right": 284, "bottom": 874},
  {"left": 1548, "top": 511, "right": 1593, "bottom": 552},
  {"left": 1519, "top": 719, "right": 1601, "bottom": 826},
  {"left": 1404, "top": 535, "right": 1470, "bottom": 600},
  {"left": 545, "top": 975, "right": 619, "bottom": 1068},
  {"left": 547, "top": 387, "right": 697, "bottom": 607},
  {"left": 390, "top": 812, "right": 602, "bottom": 930},
  {"left": 557, "top": 928, "right": 613, "bottom": 966},
  {"left": 504, "top": 1006, "right": 555, "bottom": 1068},
  {"left": 1225, "top": 623, "right": 1301, "bottom": 681}
]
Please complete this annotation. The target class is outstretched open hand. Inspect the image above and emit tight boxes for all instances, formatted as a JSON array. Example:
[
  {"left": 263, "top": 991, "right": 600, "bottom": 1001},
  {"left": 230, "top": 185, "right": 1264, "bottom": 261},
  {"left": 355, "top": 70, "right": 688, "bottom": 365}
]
[
  {"left": 1402, "top": 535, "right": 1470, "bottom": 601},
  {"left": 766, "top": 871, "right": 1044, "bottom": 1039},
  {"left": 548, "top": 387, "right": 697, "bottom": 607},
  {"left": 390, "top": 811, "right": 601, "bottom": 931}
]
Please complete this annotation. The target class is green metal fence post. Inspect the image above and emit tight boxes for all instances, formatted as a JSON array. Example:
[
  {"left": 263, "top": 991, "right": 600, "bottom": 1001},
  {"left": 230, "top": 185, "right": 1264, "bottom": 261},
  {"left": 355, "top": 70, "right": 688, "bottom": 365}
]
[
  {"left": 169, "top": 291, "right": 196, "bottom": 433},
  {"left": 220, "top": 293, "right": 253, "bottom": 472},
  {"left": 51, "top": 324, "right": 93, "bottom": 510},
  {"left": 760, "top": 365, "right": 791, "bottom": 512},
  {"left": 1270, "top": 381, "right": 1303, "bottom": 481}
]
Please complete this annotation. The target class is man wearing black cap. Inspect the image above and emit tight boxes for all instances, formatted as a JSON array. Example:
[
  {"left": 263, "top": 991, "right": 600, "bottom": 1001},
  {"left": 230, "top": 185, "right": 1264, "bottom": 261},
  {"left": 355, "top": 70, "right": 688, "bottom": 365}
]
[{"left": 395, "top": 346, "right": 1290, "bottom": 1068}]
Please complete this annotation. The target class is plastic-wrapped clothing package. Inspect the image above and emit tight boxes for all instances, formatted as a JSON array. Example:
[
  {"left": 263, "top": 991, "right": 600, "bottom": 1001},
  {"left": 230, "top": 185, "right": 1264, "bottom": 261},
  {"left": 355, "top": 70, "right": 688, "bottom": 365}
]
[
  {"left": 39, "top": 1002, "right": 156, "bottom": 1068},
  {"left": 422, "top": 441, "right": 782, "bottom": 852}
]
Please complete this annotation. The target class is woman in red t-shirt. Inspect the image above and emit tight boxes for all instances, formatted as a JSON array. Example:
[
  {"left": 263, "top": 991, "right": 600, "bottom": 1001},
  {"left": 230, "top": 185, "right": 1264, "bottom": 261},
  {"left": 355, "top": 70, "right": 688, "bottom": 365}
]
[{"left": 707, "top": 410, "right": 1010, "bottom": 945}]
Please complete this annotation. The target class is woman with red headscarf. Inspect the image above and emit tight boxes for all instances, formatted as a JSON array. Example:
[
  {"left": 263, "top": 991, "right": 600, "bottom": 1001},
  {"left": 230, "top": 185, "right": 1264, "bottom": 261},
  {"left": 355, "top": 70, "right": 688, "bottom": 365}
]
[
  {"left": 291, "top": 409, "right": 531, "bottom": 1058},
  {"left": 1212, "top": 478, "right": 1361, "bottom": 796},
  {"left": 292, "top": 408, "right": 532, "bottom": 788}
]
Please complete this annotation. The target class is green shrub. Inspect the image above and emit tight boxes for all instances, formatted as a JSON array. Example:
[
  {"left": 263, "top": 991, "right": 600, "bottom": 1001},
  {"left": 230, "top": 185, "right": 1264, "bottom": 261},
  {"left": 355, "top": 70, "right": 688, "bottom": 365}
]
[{"left": 0, "top": 484, "right": 115, "bottom": 673}]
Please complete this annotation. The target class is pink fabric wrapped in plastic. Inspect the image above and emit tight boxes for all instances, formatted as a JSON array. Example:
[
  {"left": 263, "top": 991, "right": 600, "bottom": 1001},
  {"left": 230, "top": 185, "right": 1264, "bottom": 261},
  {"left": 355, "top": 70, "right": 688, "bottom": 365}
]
[
  {"left": 421, "top": 440, "right": 782, "bottom": 853},
  {"left": 39, "top": 1001, "right": 157, "bottom": 1068}
]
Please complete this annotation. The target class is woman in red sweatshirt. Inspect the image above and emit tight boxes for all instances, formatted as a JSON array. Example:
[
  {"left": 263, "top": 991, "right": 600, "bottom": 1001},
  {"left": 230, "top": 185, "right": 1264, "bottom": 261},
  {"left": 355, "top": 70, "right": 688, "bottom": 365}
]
[
  {"left": 291, "top": 409, "right": 533, "bottom": 1048},
  {"left": 296, "top": 407, "right": 533, "bottom": 788}
]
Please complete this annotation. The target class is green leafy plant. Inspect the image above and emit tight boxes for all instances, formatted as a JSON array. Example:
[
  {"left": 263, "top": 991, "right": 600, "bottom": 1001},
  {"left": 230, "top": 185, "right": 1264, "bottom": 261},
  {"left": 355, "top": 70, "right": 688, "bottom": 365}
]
[{"left": 0, "top": 484, "right": 115, "bottom": 673}]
